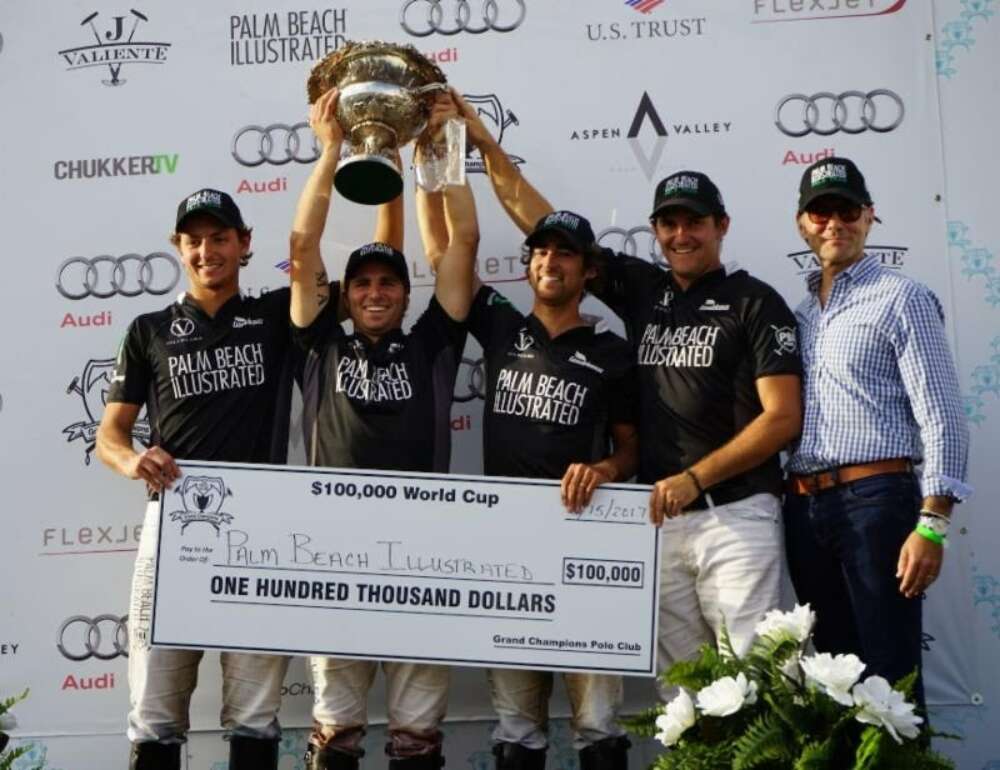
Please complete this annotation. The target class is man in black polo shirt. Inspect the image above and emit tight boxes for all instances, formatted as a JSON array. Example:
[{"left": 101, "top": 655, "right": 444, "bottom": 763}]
[
  {"left": 591, "top": 172, "right": 802, "bottom": 692},
  {"left": 290, "top": 88, "right": 478, "bottom": 770},
  {"left": 417, "top": 165, "right": 638, "bottom": 769},
  {"left": 97, "top": 189, "right": 297, "bottom": 770},
  {"left": 457, "top": 90, "right": 802, "bottom": 695}
]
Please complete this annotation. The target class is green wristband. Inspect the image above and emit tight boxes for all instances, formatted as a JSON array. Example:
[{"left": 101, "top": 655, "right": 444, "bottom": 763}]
[{"left": 915, "top": 524, "right": 945, "bottom": 545}]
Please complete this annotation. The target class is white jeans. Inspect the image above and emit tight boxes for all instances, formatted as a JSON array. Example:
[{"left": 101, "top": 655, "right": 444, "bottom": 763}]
[
  {"left": 487, "top": 669, "right": 624, "bottom": 750},
  {"left": 127, "top": 503, "right": 290, "bottom": 743},
  {"left": 656, "top": 492, "right": 784, "bottom": 700},
  {"left": 309, "top": 657, "right": 450, "bottom": 757}
]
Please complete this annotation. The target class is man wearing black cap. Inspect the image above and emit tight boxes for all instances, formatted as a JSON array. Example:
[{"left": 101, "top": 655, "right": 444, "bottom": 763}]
[
  {"left": 456, "top": 99, "right": 802, "bottom": 696},
  {"left": 417, "top": 137, "right": 639, "bottom": 767},
  {"left": 785, "top": 157, "right": 969, "bottom": 703},
  {"left": 588, "top": 172, "right": 802, "bottom": 696},
  {"left": 290, "top": 88, "right": 478, "bottom": 770},
  {"left": 97, "top": 188, "right": 302, "bottom": 770}
]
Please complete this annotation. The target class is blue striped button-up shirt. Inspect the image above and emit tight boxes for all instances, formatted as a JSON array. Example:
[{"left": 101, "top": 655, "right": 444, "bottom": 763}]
[{"left": 787, "top": 255, "right": 971, "bottom": 500}]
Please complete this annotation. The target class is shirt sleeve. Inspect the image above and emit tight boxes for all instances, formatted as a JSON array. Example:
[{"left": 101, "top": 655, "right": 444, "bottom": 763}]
[
  {"left": 106, "top": 319, "right": 151, "bottom": 405},
  {"left": 890, "top": 285, "right": 971, "bottom": 500},
  {"left": 291, "top": 294, "right": 342, "bottom": 352},
  {"left": 591, "top": 249, "right": 660, "bottom": 334},
  {"left": 465, "top": 285, "right": 524, "bottom": 355},
  {"left": 743, "top": 285, "right": 804, "bottom": 378},
  {"left": 411, "top": 294, "right": 469, "bottom": 360}
]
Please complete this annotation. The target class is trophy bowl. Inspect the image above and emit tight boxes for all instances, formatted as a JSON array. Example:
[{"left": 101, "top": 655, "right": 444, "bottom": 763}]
[{"left": 308, "top": 41, "right": 447, "bottom": 205}]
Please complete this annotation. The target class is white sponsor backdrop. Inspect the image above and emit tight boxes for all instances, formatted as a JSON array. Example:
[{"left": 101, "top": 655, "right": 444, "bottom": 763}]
[{"left": 1, "top": 0, "right": 998, "bottom": 767}]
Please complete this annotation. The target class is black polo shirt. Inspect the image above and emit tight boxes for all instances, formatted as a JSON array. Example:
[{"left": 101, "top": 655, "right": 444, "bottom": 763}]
[
  {"left": 593, "top": 253, "right": 801, "bottom": 496},
  {"left": 295, "top": 297, "right": 465, "bottom": 472},
  {"left": 467, "top": 286, "right": 637, "bottom": 480},
  {"left": 107, "top": 288, "right": 296, "bottom": 464}
]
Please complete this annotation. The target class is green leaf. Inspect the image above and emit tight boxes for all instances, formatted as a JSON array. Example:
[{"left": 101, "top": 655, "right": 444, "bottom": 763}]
[
  {"left": 891, "top": 670, "right": 919, "bottom": 701},
  {"left": 853, "top": 725, "right": 884, "bottom": 770},
  {"left": 793, "top": 740, "right": 835, "bottom": 770},
  {"left": 621, "top": 705, "right": 664, "bottom": 738},
  {"left": 0, "top": 690, "right": 29, "bottom": 717},
  {"left": 731, "top": 714, "right": 791, "bottom": 770}
]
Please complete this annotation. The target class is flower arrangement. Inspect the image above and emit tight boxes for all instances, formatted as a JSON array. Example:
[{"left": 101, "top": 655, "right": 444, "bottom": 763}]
[{"left": 626, "top": 605, "right": 955, "bottom": 769}]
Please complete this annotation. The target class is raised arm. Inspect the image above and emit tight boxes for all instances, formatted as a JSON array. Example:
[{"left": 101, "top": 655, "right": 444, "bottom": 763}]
[
  {"left": 454, "top": 89, "right": 553, "bottom": 234},
  {"left": 374, "top": 151, "right": 404, "bottom": 252},
  {"left": 431, "top": 178, "right": 479, "bottom": 321},
  {"left": 289, "top": 88, "right": 341, "bottom": 328}
]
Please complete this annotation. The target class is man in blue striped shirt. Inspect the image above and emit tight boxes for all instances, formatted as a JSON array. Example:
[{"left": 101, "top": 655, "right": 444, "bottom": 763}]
[{"left": 784, "top": 157, "right": 970, "bottom": 707}]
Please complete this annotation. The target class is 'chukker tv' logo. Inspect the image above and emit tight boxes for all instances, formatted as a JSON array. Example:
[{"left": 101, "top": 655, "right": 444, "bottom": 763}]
[{"left": 57, "top": 10, "right": 171, "bottom": 87}]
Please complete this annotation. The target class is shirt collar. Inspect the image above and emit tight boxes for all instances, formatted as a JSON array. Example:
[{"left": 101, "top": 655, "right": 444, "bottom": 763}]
[
  {"left": 348, "top": 327, "right": 406, "bottom": 356},
  {"left": 669, "top": 266, "right": 727, "bottom": 295},
  {"left": 176, "top": 291, "right": 244, "bottom": 320},
  {"left": 525, "top": 314, "right": 596, "bottom": 345},
  {"left": 805, "top": 254, "right": 878, "bottom": 295}
]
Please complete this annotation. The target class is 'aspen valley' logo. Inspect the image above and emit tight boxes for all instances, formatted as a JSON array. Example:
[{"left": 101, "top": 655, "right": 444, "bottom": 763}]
[{"left": 571, "top": 92, "right": 733, "bottom": 180}]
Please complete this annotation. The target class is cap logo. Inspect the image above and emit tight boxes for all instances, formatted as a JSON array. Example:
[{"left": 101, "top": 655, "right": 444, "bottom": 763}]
[
  {"left": 543, "top": 211, "right": 581, "bottom": 230},
  {"left": 186, "top": 190, "right": 222, "bottom": 211},
  {"left": 811, "top": 163, "right": 848, "bottom": 188},
  {"left": 359, "top": 243, "right": 394, "bottom": 257},
  {"left": 662, "top": 174, "right": 699, "bottom": 196}
]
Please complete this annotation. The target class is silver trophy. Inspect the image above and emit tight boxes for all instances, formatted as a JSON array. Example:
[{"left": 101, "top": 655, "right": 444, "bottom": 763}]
[{"left": 308, "top": 41, "right": 450, "bottom": 205}]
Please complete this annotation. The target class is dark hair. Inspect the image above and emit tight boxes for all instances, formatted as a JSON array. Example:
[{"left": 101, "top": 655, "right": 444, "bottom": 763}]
[
  {"left": 170, "top": 226, "right": 254, "bottom": 267},
  {"left": 519, "top": 238, "right": 602, "bottom": 269}
]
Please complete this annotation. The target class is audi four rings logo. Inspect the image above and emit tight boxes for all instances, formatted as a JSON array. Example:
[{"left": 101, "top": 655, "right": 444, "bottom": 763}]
[
  {"left": 57, "top": 614, "right": 129, "bottom": 661},
  {"left": 232, "top": 123, "right": 320, "bottom": 167},
  {"left": 56, "top": 253, "right": 180, "bottom": 300},
  {"left": 454, "top": 357, "right": 485, "bottom": 402},
  {"left": 775, "top": 90, "right": 905, "bottom": 137},
  {"left": 597, "top": 226, "right": 666, "bottom": 268},
  {"left": 400, "top": 0, "right": 526, "bottom": 36}
]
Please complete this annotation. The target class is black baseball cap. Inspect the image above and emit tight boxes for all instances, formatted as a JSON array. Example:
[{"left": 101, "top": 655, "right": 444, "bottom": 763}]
[
  {"left": 175, "top": 188, "right": 246, "bottom": 231},
  {"left": 798, "top": 157, "right": 874, "bottom": 212},
  {"left": 650, "top": 171, "right": 726, "bottom": 219},
  {"left": 524, "top": 210, "right": 596, "bottom": 254},
  {"left": 344, "top": 242, "right": 411, "bottom": 292}
]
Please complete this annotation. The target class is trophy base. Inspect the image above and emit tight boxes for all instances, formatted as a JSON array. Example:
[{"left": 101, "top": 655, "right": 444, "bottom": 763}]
[{"left": 335, "top": 154, "right": 403, "bottom": 206}]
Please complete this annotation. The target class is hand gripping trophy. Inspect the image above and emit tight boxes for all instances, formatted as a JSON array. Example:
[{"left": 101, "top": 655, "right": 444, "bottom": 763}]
[{"left": 308, "top": 40, "right": 465, "bottom": 205}]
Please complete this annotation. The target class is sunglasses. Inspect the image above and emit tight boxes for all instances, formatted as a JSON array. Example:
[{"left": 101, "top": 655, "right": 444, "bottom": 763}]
[{"left": 804, "top": 200, "right": 865, "bottom": 225}]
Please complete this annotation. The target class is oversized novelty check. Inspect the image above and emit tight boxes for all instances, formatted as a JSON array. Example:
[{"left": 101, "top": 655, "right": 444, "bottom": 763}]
[{"left": 150, "top": 461, "right": 660, "bottom": 675}]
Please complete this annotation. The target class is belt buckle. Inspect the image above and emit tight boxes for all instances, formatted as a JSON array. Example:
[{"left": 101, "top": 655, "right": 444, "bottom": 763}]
[{"left": 801, "top": 473, "right": 821, "bottom": 495}]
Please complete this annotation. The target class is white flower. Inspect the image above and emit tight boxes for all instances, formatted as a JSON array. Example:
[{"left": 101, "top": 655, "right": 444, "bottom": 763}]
[
  {"left": 696, "top": 672, "right": 758, "bottom": 717},
  {"left": 853, "top": 676, "right": 923, "bottom": 744},
  {"left": 800, "top": 652, "right": 866, "bottom": 706},
  {"left": 654, "top": 689, "right": 696, "bottom": 747},
  {"left": 755, "top": 604, "right": 816, "bottom": 643},
  {"left": 0, "top": 711, "right": 16, "bottom": 731}
]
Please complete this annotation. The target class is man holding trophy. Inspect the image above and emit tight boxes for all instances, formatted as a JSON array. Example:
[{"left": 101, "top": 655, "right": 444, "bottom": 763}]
[{"left": 289, "top": 67, "right": 478, "bottom": 769}]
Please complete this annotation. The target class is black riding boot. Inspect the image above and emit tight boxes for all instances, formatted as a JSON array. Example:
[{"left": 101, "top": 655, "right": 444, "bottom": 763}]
[
  {"left": 388, "top": 750, "right": 445, "bottom": 770},
  {"left": 129, "top": 742, "right": 181, "bottom": 770},
  {"left": 303, "top": 744, "right": 362, "bottom": 770},
  {"left": 578, "top": 736, "right": 630, "bottom": 770},
  {"left": 492, "top": 742, "right": 547, "bottom": 770},
  {"left": 229, "top": 735, "right": 280, "bottom": 769}
]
